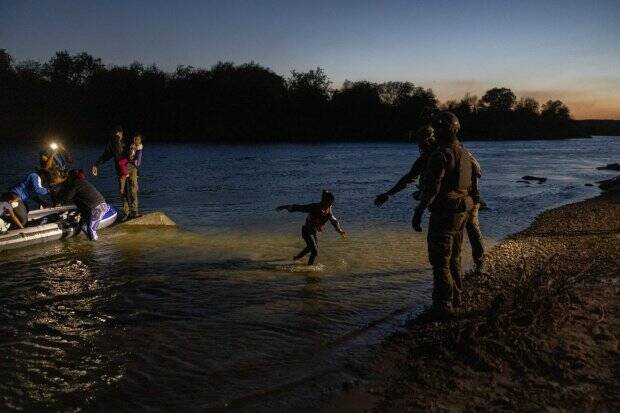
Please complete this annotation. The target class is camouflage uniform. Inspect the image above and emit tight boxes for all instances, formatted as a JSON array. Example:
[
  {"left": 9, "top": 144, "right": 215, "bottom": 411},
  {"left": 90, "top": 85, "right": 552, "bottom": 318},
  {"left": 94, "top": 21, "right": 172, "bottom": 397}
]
[
  {"left": 465, "top": 151, "right": 484, "bottom": 269},
  {"left": 416, "top": 141, "right": 478, "bottom": 310}
]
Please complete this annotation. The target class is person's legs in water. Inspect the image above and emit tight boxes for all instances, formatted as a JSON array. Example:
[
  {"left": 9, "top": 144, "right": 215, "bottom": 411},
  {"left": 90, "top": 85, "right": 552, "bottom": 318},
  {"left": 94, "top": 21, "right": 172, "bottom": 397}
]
[
  {"left": 294, "top": 226, "right": 319, "bottom": 265},
  {"left": 80, "top": 203, "right": 110, "bottom": 241},
  {"left": 306, "top": 232, "right": 319, "bottom": 265}
]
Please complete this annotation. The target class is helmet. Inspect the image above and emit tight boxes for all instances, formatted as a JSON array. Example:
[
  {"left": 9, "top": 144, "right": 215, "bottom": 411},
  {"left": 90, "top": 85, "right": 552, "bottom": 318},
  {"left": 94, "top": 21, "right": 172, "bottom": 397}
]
[
  {"left": 412, "top": 125, "right": 434, "bottom": 144},
  {"left": 412, "top": 125, "right": 435, "bottom": 154},
  {"left": 321, "top": 190, "right": 335, "bottom": 204},
  {"left": 433, "top": 111, "right": 460, "bottom": 135}
]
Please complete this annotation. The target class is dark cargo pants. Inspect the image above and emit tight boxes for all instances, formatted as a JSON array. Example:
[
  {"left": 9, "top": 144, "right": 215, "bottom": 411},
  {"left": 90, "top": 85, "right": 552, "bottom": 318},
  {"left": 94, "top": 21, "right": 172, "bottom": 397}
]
[
  {"left": 466, "top": 203, "right": 484, "bottom": 267},
  {"left": 428, "top": 210, "right": 469, "bottom": 309},
  {"left": 119, "top": 165, "right": 139, "bottom": 216}
]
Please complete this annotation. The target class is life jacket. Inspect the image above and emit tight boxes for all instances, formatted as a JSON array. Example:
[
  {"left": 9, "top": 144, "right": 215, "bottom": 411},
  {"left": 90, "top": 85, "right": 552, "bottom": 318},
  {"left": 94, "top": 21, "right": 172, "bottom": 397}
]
[{"left": 430, "top": 142, "right": 475, "bottom": 213}]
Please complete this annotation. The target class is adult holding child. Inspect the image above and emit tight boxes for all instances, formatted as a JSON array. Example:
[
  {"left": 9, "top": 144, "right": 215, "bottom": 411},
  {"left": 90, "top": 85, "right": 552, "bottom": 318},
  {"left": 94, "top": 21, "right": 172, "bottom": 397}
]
[{"left": 91, "top": 126, "right": 142, "bottom": 221}]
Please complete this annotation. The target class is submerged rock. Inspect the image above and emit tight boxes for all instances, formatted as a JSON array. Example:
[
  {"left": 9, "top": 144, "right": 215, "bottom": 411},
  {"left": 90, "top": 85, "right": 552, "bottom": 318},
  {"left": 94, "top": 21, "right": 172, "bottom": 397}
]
[
  {"left": 596, "top": 163, "right": 620, "bottom": 171},
  {"left": 598, "top": 176, "right": 620, "bottom": 192},
  {"left": 122, "top": 212, "right": 177, "bottom": 226},
  {"left": 521, "top": 175, "right": 547, "bottom": 183}
]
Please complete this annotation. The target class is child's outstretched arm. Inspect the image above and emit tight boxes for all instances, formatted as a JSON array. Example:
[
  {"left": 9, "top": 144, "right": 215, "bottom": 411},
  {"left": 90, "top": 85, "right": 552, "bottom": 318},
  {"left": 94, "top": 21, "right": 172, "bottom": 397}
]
[
  {"left": 275, "top": 204, "right": 313, "bottom": 213},
  {"left": 329, "top": 213, "right": 346, "bottom": 238}
]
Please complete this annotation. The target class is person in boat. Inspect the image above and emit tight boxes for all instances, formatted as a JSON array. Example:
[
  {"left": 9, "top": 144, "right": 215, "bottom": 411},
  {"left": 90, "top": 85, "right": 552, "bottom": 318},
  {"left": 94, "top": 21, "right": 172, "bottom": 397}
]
[
  {"left": 276, "top": 190, "right": 346, "bottom": 265},
  {"left": 52, "top": 170, "right": 111, "bottom": 241},
  {"left": 40, "top": 143, "right": 72, "bottom": 175},
  {"left": 9, "top": 168, "right": 53, "bottom": 220},
  {"left": 91, "top": 126, "right": 137, "bottom": 220},
  {"left": 374, "top": 125, "right": 436, "bottom": 206},
  {"left": 0, "top": 192, "right": 25, "bottom": 233}
]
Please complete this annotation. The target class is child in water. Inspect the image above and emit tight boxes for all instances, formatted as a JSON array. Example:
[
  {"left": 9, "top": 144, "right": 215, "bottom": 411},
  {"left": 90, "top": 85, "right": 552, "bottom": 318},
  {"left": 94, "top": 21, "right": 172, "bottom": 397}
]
[{"left": 276, "top": 190, "right": 346, "bottom": 265}]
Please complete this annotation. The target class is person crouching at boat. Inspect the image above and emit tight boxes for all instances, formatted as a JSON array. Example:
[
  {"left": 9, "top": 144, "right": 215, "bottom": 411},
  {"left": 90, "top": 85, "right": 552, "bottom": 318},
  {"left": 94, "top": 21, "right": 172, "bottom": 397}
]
[
  {"left": 52, "top": 170, "right": 111, "bottom": 241},
  {"left": 0, "top": 192, "right": 25, "bottom": 233},
  {"left": 276, "top": 190, "right": 346, "bottom": 265},
  {"left": 9, "top": 168, "right": 53, "bottom": 223}
]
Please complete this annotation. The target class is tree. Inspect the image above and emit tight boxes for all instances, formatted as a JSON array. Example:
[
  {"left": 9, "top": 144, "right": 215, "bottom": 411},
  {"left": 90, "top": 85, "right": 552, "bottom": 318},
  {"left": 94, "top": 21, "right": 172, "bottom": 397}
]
[
  {"left": 0, "top": 48, "right": 587, "bottom": 142},
  {"left": 379, "top": 81, "right": 414, "bottom": 105},
  {"left": 479, "top": 87, "right": 516, "bottom": 111},
  {"left": 541, "top": 99, "right": 570, "bottom": 120},
  {"left": 515, "top": 96, "right": 540, "bottom": 115},
  {"left": 331, "top": 81, "right": 385, "bottom": 139},
  {"left": 286, "top": 68, "right": 331, "bottom": 138},
  {"left": 42, "top": 50, "right": 103, "bottom": 86},
  {"left": 287, "top": 67, "right": 331, "bottom": 100},
  {"left": 0, "top": 49, "right": 14, "bottom": 77}
]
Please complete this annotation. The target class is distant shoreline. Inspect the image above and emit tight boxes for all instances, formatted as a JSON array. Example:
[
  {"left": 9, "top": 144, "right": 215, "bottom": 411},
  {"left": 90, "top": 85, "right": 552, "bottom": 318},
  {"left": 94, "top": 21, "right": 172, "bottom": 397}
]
[{"left": 14, "top": 134, "right": 618, "bottom": 147}]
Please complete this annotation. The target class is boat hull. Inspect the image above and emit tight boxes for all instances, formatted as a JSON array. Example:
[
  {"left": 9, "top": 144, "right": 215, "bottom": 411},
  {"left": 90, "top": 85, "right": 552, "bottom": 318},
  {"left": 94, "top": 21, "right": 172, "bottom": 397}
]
[{"left": 0, "top": 206, "right": 117, "bottom": 252}]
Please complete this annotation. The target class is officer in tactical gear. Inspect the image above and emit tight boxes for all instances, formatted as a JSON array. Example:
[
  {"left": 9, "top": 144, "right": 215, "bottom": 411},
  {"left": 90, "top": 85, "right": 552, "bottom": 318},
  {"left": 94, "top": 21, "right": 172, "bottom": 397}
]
[
  {"left": 412, "top": 112, "right": 480, "bottom": 316},
  {"left": 466, "top": 155, "right": 485, "bottom": 272},
  {"left": 374, "top": 125, "right": 436, "bottom": 206}
]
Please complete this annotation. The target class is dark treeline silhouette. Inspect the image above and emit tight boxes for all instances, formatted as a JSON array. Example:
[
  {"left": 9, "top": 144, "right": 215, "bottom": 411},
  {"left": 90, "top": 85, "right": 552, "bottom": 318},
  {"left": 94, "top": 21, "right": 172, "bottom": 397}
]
[{"left": 1, "top": 49, "right": 590, "bottom": 144}]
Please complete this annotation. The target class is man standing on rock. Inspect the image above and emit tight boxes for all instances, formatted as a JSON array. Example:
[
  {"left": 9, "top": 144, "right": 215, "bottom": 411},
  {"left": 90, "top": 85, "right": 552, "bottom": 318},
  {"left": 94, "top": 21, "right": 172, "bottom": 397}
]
[
  {"left": 412, "top": 112, "right": 479, "bottom": 316},
  {"left": 91, "top": 126, "right": 136, "bottom": 221}
]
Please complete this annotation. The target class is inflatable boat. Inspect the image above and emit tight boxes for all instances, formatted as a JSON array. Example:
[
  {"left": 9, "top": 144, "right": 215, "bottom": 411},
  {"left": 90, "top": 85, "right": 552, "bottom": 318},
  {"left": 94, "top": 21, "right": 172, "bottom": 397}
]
[{"left": 0, "top": 205, "right": 117, "bottom": 252}]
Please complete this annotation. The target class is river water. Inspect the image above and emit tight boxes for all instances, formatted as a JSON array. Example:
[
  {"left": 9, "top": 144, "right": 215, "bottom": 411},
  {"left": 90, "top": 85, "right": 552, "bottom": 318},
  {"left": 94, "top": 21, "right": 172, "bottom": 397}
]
[{"left": 0, "top": 137, "right": 617, "bottom": 411}]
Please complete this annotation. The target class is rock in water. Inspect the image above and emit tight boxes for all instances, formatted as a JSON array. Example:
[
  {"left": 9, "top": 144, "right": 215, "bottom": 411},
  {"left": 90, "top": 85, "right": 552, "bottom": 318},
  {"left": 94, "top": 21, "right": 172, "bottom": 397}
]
[
  {"left": 598, "top": 176, "right": 620, "bottom": 192},
  {"left": 122, "top": 212, "right": 176, "bottom": 226},
  {"left": 521, "top": 175, "right": 547, "bottom": 183},
  {"left": 596, "top": 163, "right": 620, "bottom": 171}
]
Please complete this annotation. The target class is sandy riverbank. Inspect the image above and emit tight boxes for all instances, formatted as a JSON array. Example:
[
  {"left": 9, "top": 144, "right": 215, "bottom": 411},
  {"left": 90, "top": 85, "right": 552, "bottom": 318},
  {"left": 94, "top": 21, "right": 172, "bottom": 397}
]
[{"left": 325, "top": 190, "right": 619, "bottom": 411}]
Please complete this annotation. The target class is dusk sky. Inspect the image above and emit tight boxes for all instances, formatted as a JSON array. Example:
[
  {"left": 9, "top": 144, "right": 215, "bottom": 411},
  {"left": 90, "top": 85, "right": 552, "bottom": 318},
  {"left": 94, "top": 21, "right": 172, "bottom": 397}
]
[{"left": 2, "top": 0, "right": 619, "bottom": 119}]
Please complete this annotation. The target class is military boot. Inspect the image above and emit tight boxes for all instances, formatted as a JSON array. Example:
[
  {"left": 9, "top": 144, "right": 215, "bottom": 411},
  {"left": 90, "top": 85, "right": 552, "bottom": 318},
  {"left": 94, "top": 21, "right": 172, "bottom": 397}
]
[{"left": 431, "top": 302, "right": 455, "bottom": 320}]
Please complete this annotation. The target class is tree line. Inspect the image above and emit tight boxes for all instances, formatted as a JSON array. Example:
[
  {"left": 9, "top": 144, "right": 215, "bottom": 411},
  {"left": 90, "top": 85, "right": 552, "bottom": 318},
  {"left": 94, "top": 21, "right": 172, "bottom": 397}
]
[{"left": 0, "top": 49, "right": 587, "bottom": 144}]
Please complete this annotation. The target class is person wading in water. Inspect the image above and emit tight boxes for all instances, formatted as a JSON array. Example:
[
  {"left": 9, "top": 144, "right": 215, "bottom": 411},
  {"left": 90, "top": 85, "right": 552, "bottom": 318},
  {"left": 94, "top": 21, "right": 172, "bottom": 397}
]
[{"left": 276, "top": 190, "right": 347, "bottom": 265}]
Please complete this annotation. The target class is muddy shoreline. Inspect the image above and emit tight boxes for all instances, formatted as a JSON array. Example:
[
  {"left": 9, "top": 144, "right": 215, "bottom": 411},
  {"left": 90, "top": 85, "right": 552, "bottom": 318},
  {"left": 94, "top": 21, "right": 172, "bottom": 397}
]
[{"left": 324, "top": 191, "right": 619, "bottom": 412}]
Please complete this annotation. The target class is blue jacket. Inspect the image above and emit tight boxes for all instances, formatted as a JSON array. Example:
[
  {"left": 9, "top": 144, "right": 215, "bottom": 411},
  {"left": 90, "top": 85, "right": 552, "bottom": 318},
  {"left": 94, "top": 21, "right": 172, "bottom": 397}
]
[{"left": 11, "top": 172, "right": 49, "bottom": 202}]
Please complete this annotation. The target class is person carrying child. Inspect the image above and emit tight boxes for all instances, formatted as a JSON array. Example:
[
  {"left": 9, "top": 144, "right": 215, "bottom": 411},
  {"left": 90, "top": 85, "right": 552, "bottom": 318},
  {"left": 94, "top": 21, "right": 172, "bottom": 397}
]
[
  {"left": 0, "top": 192, "right": 26, "bottom": 233},
  {"left": 276, "top": 190, "right": 346, "bottom": 265},
  {"left": 117, "top": 132, "right": 144, "bottom": 220}
]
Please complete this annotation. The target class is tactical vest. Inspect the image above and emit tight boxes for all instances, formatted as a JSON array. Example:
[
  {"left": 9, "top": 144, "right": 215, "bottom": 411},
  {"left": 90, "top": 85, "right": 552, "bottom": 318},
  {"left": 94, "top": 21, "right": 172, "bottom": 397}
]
[{"left": 430, "top": 143, "right": 475, "bottom": 213}]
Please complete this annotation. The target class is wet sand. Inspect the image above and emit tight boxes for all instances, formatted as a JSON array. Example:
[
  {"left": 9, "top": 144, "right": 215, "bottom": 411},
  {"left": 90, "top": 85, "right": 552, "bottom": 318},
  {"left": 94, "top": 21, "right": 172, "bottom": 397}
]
[{"left": 325, "top": 190, "right": 619, "bottom": 411}]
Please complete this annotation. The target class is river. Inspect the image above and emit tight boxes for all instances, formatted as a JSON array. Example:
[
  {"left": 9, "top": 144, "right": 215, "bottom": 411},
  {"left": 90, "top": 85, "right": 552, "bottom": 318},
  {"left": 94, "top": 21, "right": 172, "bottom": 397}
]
[{"left": 0, "top": 137, "right": 617, "bottom": 411}]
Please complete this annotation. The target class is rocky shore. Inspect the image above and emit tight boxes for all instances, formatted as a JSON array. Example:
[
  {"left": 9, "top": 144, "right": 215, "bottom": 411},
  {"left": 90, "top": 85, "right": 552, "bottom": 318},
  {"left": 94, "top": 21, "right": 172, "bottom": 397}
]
[{"left": 326, "top": 190, "right": 619, "bottom": 411}]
